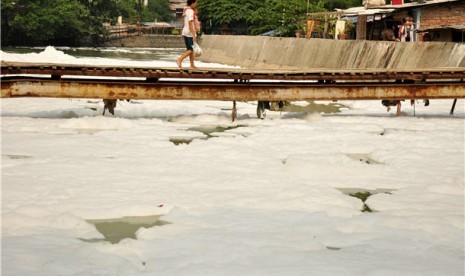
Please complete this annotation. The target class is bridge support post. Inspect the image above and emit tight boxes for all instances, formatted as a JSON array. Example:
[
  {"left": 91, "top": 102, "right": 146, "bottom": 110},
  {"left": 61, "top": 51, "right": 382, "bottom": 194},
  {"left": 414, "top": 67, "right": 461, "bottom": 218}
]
[{"left": 450, "top": 99, "right": 458, "bottom": 115}]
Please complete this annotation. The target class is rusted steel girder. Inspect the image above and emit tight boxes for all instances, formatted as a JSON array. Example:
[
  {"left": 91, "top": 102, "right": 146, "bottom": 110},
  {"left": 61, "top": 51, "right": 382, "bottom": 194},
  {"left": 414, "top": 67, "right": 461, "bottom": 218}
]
[{"left": 2, "top": 78, "right": 464, "bottom": 101}]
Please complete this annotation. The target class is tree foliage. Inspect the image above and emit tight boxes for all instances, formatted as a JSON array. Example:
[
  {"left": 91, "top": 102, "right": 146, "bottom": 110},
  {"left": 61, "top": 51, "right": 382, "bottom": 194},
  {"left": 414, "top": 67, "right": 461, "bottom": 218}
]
[
  {"left": 2, "top": 0, "right": 90, "bottom": 45},
  {"left": 142, "top": 0, "right": 173, "bottom": 22},
  {"left": 324, "top": 0, "right": 361, "bottom": 10},
  {"left": 1, "top": 0, "right": 173, "bottom": 46},
  {"left": 1, "top": 0, "right": 361, "bottom": 46},
  {"left": 248, "top": 0, "right": 326, "bottom": 36},
  {"left": 197, "top": 0, "right": 261, "bottom": 25},
  {"left": 197, "top": 0, "right": 327, "bottom": 36},
  {"left": 195, "top": 0, "right": 260, "bottom": 34}
]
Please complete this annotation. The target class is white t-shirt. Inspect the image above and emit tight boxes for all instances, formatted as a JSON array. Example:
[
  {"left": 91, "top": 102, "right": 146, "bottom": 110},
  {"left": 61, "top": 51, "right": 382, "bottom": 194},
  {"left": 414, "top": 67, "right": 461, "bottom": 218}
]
[{"left": 182, "top": 8, "right": 195, "bottom": 37}]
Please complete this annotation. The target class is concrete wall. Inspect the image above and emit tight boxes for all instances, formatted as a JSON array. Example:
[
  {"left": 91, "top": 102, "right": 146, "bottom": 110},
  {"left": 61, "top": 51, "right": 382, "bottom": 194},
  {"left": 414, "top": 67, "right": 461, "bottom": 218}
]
[
  {"left": 104, "top": 35, "right": 184, "bottom": 48},
  {"left": 198, "top": 35, "right": 465, "bottom": 69}
]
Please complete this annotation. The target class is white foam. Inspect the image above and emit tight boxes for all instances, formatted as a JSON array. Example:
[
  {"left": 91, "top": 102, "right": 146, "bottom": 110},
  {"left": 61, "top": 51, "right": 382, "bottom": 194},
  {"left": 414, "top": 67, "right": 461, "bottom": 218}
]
[{"left": 1, "top": 47, "right": 464, "bottom": 276}]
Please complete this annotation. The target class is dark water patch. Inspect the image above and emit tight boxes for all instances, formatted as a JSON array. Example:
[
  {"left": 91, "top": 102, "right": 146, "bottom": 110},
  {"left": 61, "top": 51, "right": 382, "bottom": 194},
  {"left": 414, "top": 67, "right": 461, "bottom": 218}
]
[
  {"left": 337, "top": 188, "right": 395, "bottom": 213},
  {"left": 347, "top": 154, "right": 383, "bottom": 165},
  {"left": 82, "top": 215, "right": 169, "bottom": 244},
  {"left": 76, "top": 129, "right": 109, "bottom": 135},
  {"left": 188, "top": 125, "right": 246, "bottom": 137},
  {"left": 169, "top": 137, "right": 195, "bottom": 145},
  {"left": 326, "top": 246, "right": 342, "bottom": 251},
  {"left": 170, "top": 125, "right": 247, "bottom": 145},
  {"left": 282, "top": 101, "right": 346, "bottom": 114},
  {"left": 383, "top": 128, "right": 420, "bottom": 136},
  {"left": 4, "top": 154, "right": 33, "bottom": 160},
  {"left": 350, "top": 191, "right": 373, "bottom": 212}
]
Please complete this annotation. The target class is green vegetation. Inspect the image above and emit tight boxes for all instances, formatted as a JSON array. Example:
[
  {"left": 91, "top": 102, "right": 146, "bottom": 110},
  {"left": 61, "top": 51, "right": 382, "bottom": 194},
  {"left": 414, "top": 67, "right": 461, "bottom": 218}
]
[
  {"left": 1, "top": 0, "right": 92, "bottom": 45},
  {"left": 198, "top": 0, "right": 327, "bottom": 36},
  {"left": 142, "top": 0, "right": 172, "bottom": 22},
  {"left": 323, "top": 0, "right": 361, "bottom": 10},
  {"left": 248, "top": 0, "right": 326, "bottom": 36},
  {"left": 1, "top": 0, "right": 360, "bottom": 46},
  {"left": 1, "top": 0, "right": 173, "bottom": 46}
]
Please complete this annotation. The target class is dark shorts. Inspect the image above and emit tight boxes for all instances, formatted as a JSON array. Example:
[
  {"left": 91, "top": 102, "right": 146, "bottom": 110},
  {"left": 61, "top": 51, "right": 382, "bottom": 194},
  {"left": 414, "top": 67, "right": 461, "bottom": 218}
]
[{"left": 183, "top": 36, "right": 194, "bottom": 51}]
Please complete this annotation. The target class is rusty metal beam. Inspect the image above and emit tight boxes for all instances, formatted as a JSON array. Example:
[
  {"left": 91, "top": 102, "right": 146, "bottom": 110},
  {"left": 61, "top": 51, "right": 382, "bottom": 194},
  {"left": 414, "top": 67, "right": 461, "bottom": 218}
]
[{"left": 2, "top": 78, "right": 464, "bottom": 101}]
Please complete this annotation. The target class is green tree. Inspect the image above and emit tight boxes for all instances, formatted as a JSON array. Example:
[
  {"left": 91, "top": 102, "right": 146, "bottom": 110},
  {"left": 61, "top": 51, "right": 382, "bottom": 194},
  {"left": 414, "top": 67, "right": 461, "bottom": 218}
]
[
  {"left": 79, "top": 0, "right": 136, "bottom": 24},
  {"left": 2, "top": 0, "right": 91, "bottom": 46},
  {"left": 1, "top": 0, "right": 171, "bottom": 46},
  {"left": 197, "top": 0, "right": 262, "bottom": 34},
  {"left": 197, "top": 0, "right": 326, "bottom": 36},
  {"left": 248, "top": 0, "right": 325, "bottom": 36},
  {"left": 198, "top": 0, "right": 260, "bottom": 25},
  {"left": 142, "top": 0, "right": 173, "bottom": 22},
  {"left": 323, "top": 0, "right": 360, "bottom": 10},
  {"left": 80, "top": 0, "right": 172, "bottom": 24}
]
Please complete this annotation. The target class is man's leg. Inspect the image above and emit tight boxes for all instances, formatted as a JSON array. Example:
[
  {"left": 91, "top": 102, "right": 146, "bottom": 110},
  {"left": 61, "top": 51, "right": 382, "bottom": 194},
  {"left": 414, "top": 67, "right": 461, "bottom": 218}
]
[
  {"left": 177, "top": 50, "right": 192, "bottom": 68},
  {"left": 189, "top": 52, "right": 196, "bottom": 68}
]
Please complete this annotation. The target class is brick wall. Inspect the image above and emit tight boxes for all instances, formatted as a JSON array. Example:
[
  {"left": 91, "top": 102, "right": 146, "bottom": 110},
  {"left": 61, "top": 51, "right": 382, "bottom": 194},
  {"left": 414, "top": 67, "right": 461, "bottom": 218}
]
[{"left": 420, "top": 2, "right": 465, "bottom": 30}]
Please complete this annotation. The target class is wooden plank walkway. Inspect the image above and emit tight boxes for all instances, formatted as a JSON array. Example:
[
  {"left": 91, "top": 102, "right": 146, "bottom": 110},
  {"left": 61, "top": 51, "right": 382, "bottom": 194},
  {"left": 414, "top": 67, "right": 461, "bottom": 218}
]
[{"left": 2, "top": 61, "right": 465, "bottom": 81}]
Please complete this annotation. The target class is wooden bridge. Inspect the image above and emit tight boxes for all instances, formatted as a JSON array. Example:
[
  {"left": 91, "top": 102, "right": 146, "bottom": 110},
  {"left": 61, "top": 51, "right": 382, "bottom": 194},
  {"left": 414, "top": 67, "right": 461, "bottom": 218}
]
[{"left": 1, "top": 61, "right": 465, "bottom": 117}]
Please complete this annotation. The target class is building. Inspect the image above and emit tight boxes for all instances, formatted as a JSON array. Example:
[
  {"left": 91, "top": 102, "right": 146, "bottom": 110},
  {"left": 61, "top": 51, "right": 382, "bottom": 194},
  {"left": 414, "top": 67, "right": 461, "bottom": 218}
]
[
  {"left": 344, "top": 0, "right": 465, "bottom": 42},
  {"left": 169, "top": 0, "right": 185, "bottom": 20},
  {"left": 412, "top": 0, "right": 465, "bottom": 42}
]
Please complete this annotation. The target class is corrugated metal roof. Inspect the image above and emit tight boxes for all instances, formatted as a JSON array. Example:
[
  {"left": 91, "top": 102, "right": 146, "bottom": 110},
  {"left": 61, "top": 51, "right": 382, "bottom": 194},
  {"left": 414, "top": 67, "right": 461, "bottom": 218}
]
[
  {"left": 424, "top": 24, "right": 465, "bottom": 31},
  {"left": 341, "top": 0, "right": 460, "bottom": 16},
  {"left": 337, "top": 7, "right": 395, "bottom": 15},
  {"left": 451, "top": 25, "right": 465, "bottom": 31},
  {"left": 169, "top": 0, "right": 184, "bottom": 10},
  {"left": 369, "top": 0, "right": 458, "bottom": 9}
]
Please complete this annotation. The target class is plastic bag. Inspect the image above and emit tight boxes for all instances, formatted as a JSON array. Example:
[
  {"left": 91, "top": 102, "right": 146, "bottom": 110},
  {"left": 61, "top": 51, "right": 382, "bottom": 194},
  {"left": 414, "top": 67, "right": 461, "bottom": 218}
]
[{"left": 192, "top": 42, "right": 202, "bottom": 57}]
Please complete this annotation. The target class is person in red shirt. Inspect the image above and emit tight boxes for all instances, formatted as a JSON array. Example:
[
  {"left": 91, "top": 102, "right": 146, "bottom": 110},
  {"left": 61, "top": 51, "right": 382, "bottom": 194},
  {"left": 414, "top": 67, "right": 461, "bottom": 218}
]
[{"left": 398, "top": 17, "right": 414, "bottom": 42}]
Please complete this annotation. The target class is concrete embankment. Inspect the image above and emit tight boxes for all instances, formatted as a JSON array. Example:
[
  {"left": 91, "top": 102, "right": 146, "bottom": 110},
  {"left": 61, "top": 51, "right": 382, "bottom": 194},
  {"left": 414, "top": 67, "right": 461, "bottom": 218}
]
[
  {"left": 198, "top": 35, "right": 465, "bottom": 69},
  {"left": 104, "top": 35, "right": 184, "bottom": 48}
]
